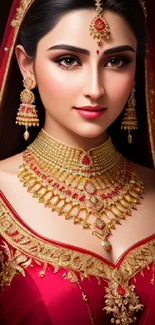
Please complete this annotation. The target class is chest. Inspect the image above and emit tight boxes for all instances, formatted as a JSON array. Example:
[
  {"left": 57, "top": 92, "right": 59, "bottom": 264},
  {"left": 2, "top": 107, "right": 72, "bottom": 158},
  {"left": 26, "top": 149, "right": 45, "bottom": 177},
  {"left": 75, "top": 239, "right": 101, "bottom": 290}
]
[{"left": 1, "top": 172, "right": 155, "bottom": 264}]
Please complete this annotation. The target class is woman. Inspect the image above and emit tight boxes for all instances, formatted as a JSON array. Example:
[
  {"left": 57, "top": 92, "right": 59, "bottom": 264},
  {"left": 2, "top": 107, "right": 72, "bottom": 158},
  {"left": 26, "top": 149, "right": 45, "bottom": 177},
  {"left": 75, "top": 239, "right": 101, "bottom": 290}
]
[{"left": 0, "top": 0, "right": 155, "bottom": 324}]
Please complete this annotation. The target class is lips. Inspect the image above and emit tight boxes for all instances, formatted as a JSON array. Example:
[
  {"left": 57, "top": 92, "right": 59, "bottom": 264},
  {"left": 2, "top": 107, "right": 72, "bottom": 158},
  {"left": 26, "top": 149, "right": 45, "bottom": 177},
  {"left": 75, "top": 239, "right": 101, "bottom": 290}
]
[
  {"left": 75, "top": 105, "right": 104, "bottom": 111},
  {"left": 74, "top": 106, "right": 106, "bottom": 120}
]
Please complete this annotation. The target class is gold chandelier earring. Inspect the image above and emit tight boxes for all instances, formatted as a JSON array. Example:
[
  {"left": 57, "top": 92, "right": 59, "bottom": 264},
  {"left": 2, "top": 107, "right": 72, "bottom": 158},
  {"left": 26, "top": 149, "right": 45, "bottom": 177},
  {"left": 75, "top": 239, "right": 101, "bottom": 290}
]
[
  {"left": 121, "top": 82, "right": 138, "bottom": 144},
  {"left": 16, "top": 75, "right": 39, "bottom": 141}
]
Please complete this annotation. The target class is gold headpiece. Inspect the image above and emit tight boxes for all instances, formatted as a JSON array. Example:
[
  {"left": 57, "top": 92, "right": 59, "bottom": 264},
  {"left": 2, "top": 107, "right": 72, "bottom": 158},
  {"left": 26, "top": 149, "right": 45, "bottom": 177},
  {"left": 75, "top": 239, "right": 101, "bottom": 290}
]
[
  {"left": 89, "top": 0, "right": 147, "bottom": 48},
  {"left": 89, "top": 0, "right": 110, "bottom": 47}
]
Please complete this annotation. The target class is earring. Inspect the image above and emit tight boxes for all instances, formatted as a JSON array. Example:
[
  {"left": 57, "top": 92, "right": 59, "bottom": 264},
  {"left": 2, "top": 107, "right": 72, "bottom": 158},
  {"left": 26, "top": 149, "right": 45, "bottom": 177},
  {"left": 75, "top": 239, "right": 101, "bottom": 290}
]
[
  {"left": 121, "top": 82, "right": 138, "bottom": 144},
  {"left": 16, "top": 75, "right": 39, "bottom": 141}
]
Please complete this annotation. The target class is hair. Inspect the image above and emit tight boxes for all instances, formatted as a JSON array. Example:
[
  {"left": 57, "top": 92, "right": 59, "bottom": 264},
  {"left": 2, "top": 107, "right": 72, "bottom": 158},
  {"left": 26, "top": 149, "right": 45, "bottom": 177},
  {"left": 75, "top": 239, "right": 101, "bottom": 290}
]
[
  {"left": 20, "top": 0, "right": 146, "bottom": 59},
  {"left": 0, "top": 0, "right": 153, "bottom": 167}
]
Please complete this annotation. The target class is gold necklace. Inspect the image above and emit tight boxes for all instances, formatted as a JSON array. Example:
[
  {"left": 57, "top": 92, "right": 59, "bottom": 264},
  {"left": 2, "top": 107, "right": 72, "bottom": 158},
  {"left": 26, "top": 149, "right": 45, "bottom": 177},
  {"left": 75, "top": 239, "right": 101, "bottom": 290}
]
[{"left": 18, "top": 129, "right": 144, "bottom": 251}]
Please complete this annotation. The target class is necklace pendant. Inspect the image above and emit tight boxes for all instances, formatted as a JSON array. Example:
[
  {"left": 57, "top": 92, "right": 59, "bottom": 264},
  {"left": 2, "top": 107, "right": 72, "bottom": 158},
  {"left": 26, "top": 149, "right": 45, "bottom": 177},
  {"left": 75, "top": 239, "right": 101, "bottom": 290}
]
[
  {"left": 82, "top": 155, "right": 91, "bottom": 165},
  {"left": 101, "top": 239, "right": 111, "bottom": 252},
  {"left": 104, "top": 282, "right": 144, "bottom": 324}
]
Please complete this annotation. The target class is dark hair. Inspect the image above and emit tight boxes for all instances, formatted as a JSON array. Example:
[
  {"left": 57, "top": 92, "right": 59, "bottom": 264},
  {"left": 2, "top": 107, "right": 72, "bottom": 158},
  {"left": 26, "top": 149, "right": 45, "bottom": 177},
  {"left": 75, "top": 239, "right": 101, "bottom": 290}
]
[
  {"left": 20, "top": 0, "right": 146, "bottom": 59},
  {"left": 1, "top": 0, "right": 153, "bottom": 167}
]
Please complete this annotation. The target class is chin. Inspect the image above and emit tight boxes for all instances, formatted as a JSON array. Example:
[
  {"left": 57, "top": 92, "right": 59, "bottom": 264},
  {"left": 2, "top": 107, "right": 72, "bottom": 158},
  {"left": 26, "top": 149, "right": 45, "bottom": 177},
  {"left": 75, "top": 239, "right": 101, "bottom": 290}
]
[{"left": 73, "top": 124, "right": 106, "bottom": 139}]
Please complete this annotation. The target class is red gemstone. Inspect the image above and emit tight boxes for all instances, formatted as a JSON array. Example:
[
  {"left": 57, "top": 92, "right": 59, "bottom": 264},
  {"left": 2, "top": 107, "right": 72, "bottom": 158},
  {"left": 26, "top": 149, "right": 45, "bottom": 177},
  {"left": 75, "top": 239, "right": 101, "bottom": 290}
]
[
  {"left": 48, "top": 179, "right": 52, "bottom": 184},
  {"left": 79, "top": 195, "right": 86, "bottom": 202},
  {"left": 73, "top": 193, "right": 78, "bottom": 199},
  {"left": 94, "top": 18, "right": 106, "bottom": 31},
  {"left": 59, "top": 186, "right": 65, "bottom": 192},
  {"left": 53, "top": 182, "right": 59, "bottom": 188},
  {"left": 101, "top": 194, "right": 107, "bottom": 199},
  {"left": 117, "top": 285, "right": 126, "bottom": 296},
  {"left": 96, "top": 50, "right": 100, "bottom": 55},
  {"left": 82, "top": 156, "right": 90, "bottom": 165}
]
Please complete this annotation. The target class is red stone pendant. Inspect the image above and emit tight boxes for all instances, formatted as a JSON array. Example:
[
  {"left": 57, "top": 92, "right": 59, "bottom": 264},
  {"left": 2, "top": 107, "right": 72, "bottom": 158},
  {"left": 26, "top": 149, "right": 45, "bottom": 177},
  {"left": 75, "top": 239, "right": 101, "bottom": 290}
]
[
  {"left": 117, "top": 284, "right": 126, "bottom": 296},
  {"left": 94, "top": 17, "right": 106, "bottom": 31},
  {"left": 89, "top": 14, "right": 111, "bottom": 43},
  {"left": 82, "top": 156, "right": 90, "bottom": 165}
]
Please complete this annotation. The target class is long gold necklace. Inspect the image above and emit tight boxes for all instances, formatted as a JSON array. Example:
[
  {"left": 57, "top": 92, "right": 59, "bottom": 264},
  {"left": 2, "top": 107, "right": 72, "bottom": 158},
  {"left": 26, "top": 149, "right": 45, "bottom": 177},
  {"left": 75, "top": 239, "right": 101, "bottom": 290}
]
[{"left": 18, "top": 129, "right": 144, "bottom": 251}]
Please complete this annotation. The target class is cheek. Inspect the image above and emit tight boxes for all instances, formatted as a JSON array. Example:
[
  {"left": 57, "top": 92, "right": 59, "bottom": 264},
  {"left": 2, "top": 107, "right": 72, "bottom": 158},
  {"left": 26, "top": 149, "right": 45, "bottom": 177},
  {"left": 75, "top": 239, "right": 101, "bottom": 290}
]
[
  {"left": 105, "top": 67, "right": 135, "bottom": 105},
  {"left": 35, "top": 61, "right": 78, "bottom": 102}
]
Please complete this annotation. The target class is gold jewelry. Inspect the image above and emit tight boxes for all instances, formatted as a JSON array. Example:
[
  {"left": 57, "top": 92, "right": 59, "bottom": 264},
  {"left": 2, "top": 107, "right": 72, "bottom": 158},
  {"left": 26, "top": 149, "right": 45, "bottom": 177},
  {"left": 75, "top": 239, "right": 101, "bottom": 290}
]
[
  {"left": 121, "top": 83, "right": 138, "bottom": 144},
  {"left": 15, "top": 75, "right": 39, "bottom": 141},
  {"left": 18, "top": 129, "right": 144, "bottom": 252},
  {"left": 89, "top": 0, "right": 110, "bottom": 48}
]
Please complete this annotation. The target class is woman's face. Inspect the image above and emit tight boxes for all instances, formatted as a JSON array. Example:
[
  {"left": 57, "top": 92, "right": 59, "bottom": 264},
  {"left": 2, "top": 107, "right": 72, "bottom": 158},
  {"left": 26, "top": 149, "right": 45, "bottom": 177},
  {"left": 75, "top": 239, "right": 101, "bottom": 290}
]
[{"left": 33, "top": 10, "right": 137, "bottom": 146}]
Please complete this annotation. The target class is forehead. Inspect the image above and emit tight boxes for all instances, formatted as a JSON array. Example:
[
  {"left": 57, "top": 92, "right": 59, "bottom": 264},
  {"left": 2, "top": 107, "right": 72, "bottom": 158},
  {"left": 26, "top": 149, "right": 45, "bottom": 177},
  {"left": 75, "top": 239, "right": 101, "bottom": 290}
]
[{"left": 37, "top": 9, "right": 137, "bottom": 51}]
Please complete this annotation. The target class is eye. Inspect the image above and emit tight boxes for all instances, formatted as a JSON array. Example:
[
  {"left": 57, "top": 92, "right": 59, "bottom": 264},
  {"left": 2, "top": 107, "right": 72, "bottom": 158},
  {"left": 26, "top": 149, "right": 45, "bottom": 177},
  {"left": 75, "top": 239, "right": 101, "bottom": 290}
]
[
  {"left": 54, "top": 55, "right": 80, "bottom": 70},
  {"left": 105, "top": 57, "right": 132, "bottom": 69}
]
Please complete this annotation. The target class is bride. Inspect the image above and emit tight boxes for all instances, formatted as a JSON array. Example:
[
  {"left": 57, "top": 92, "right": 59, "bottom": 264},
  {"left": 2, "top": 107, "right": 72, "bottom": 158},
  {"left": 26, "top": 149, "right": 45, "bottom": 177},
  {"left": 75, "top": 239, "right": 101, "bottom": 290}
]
[{"left": 0, "top": 0, "right": 155, "bottom": 324}]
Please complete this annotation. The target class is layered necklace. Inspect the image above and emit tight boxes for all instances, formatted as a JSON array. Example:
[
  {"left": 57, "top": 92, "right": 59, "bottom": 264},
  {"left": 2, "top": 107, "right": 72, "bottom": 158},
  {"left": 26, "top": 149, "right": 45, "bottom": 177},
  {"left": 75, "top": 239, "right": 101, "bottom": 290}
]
[{"left": 18, "top": 129, "right": 144, "bottom": 251}]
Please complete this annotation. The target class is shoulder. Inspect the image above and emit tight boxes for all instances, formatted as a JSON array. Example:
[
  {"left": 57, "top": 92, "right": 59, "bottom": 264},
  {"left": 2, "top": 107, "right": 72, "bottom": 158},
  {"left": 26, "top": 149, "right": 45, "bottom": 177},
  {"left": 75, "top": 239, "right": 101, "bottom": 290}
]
[
  {"left": 0, "top": 153, "right": 24, "bottom": 199},
  {"left": 131, "top": 161, "right": 155, "bottom": 190},
  {"left": 0, "top": 153, "right": 24, "bottom": 175}
]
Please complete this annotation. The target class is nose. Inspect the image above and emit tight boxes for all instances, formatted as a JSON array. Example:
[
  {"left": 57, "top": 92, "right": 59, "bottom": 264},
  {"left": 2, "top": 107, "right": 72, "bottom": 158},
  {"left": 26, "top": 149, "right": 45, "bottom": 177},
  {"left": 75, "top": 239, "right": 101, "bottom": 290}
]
[{"left": 83, "top": 67, "right": 105, "bottom": 100}]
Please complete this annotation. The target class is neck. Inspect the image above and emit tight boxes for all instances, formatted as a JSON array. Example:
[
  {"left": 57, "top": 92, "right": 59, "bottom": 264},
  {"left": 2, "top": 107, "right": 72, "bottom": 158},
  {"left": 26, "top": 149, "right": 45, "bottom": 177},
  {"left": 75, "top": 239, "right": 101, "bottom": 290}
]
[
  {"left": 43, "top": 124, "right": 108, "bottom": 151},
  {"left": 25, "top": 129, "right": 121, "bottom": 176}
]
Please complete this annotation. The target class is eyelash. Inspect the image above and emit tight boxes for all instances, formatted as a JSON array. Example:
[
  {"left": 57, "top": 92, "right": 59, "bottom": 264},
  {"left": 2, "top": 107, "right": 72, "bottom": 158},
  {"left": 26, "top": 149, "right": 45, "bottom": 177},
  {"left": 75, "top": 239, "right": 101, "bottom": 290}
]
[{"left": 54, "top": 55, "right": 133, "bottom": 70}]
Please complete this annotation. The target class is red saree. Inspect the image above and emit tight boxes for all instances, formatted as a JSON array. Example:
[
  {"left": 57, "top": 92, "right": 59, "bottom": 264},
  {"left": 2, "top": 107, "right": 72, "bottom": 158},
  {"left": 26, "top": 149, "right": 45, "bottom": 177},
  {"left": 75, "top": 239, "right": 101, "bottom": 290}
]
[{"left": 0, "top": 190, "right": 155, "bottom": 325}]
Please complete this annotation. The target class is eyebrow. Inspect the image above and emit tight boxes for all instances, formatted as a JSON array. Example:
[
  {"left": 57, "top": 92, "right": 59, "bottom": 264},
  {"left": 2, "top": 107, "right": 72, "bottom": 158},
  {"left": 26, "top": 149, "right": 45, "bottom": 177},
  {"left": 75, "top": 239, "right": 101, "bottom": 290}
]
[{"left": 47, "top": 44, "right": 135, "bottom": 55}]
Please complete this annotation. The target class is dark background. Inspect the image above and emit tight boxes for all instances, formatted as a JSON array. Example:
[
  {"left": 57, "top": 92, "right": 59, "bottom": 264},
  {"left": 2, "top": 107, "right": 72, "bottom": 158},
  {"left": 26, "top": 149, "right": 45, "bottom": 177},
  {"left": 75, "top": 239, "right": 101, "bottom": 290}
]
[{"left": 0, "top": 1, "right": 12, "bottom": 45}]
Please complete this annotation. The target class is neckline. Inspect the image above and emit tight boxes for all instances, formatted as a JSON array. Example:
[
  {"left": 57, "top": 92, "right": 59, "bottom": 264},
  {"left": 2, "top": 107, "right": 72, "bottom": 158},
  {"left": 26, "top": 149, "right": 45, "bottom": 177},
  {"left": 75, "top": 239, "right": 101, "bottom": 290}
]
[
  {"left": 26, "top": 128, "right": 121, "bottom": 174},
  {"left": 0, "top": 189, "right": 155, "bottom": 268},
  {"left": 41, "top": 128, "right": 110, "bottom": 153}
]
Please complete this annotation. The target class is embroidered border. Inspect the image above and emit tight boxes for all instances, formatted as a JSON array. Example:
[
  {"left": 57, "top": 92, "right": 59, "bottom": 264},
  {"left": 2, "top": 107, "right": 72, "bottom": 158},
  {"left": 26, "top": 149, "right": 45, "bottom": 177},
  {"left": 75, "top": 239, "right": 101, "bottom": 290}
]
[{"left": 0, "top": 196, "right": 155, "bottom": 287}]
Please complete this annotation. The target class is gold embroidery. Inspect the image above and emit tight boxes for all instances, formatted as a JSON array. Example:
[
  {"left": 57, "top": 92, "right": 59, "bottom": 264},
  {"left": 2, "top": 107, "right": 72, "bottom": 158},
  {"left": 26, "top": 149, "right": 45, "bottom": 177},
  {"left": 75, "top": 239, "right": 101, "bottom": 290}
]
[
  {"left": 11, "top": 0, "right": 34, "bottom": 28},
  {"left": 150, "top": 261, "right": 155, "bottom": 285},
  {"left": 145, "top": 57, "right": 155, "bottom": 168},
  {"left": 0, "top": 241, "right": 32, "bottom": 287},
  {"left": 0, "top": 197, "right": 112, "bottom": 283},
  {"left": 0, "top": 196, "right": 155, "bottom": 284},
  {"left": 0, "top": 195, "right": 155, "bottom": 325},
  {"left": 104, "top": 282, "right": 143, "bottom": 325},
  {"left": 111, "top": 240, "right": 155, "bottom": 286}
]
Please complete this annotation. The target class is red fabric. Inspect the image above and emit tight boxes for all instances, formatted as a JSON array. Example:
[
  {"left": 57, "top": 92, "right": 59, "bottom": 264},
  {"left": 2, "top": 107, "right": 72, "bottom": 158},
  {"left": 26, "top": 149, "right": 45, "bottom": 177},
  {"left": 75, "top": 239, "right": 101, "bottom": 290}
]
[
  {"left": 0, "top": 191, "right": 155, "bottom": 325},
  {"left": 0, "top": 0, "right": 19, "bottom": 86},
  {"left": 0, "top": 236, "right": 155, "bottom": 325}
]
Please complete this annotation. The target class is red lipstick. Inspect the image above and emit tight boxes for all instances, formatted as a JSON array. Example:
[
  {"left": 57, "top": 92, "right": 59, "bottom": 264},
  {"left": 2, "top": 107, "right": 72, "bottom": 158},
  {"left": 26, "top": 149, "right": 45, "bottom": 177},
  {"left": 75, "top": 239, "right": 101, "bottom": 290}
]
[
  {"left": 76, "top": 105, "right": 104, "bottom": 111},
  {"left": 74, "top": 106, "right": 106, "bottom": 120}
]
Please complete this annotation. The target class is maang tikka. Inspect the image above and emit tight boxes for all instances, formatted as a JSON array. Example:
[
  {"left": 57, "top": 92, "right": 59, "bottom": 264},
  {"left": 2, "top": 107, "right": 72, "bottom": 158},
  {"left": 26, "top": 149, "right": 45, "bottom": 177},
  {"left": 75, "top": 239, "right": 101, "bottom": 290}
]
[
  {"left": 89, "top": 0, "right": 110, "bottom": 52},
  {"left": 121, "top": 82, "right": 138, "bottom": 144},
  {"left": 16, "top": 75, "right": 39, "bottom": 141}
]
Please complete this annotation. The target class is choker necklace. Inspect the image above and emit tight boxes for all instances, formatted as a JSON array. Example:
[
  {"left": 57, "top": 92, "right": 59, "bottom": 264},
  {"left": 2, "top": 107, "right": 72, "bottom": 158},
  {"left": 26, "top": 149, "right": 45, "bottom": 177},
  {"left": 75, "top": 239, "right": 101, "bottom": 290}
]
[{"left": 18, "top": 129, "right": 144, "bottom": 251}]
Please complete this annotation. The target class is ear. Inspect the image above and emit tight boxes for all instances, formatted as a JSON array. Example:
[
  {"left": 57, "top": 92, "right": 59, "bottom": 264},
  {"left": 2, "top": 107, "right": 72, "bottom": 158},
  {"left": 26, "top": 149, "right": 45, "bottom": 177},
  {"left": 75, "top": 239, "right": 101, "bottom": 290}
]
[{"left": 15, "top": 45, "right": 37, "bottom": 88}]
